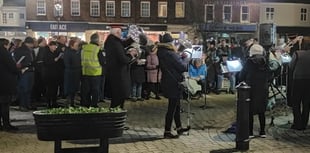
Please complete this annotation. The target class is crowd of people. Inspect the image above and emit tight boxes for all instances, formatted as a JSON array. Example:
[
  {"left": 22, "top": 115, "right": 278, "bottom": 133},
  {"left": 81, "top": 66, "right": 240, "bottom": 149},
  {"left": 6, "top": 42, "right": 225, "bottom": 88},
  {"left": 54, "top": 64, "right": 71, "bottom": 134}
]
[{"left": 0, "top": 27, "right": 310, "bottom": 139}]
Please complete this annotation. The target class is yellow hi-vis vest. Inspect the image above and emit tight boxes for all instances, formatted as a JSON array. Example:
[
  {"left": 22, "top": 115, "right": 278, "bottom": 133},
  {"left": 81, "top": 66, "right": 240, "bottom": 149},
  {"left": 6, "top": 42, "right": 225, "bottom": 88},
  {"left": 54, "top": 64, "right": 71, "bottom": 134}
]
[{"left": 81, "top": 44, "right": 102, "bottom": 76}]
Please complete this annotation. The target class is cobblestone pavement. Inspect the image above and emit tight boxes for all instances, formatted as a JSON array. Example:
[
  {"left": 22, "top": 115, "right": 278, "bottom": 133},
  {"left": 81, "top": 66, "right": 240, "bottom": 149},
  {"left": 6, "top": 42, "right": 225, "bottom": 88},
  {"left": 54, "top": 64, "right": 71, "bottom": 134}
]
[{"left": 1, "top": 94, "right": 310, "bottom": 153}]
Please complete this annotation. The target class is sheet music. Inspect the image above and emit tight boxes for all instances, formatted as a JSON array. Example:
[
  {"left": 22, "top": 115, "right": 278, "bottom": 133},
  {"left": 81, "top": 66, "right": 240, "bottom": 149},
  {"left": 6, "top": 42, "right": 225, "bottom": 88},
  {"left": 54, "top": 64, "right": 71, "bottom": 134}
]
[{"left": 17, "top": 56, "right": 25, "bottom": 64}]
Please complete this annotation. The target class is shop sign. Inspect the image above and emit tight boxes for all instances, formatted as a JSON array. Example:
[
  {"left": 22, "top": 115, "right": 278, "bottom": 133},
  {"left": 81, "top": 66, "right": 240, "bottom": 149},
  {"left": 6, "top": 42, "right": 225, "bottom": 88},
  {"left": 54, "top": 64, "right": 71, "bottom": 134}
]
[
  {"left": 50, "top": 24, "right": 67, "bottom": 31},
  {"left": 200, "top": 23, "right": 257, "bottom": 32}
]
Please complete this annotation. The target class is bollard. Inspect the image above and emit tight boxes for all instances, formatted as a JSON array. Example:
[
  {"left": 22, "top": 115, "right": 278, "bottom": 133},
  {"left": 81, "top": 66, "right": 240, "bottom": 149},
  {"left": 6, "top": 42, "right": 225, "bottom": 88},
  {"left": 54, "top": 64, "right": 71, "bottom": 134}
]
[{"left": 235, "top": 82, "right": 251, "bottom": 151}]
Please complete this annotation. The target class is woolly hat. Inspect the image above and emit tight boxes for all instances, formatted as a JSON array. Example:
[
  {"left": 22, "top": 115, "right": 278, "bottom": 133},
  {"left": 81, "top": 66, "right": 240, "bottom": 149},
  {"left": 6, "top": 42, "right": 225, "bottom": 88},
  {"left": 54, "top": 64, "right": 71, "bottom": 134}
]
[
  {"left": 161, "top": 33, "right": 173, "bottom": 43},
  {"left": 249, "top": 44, "right": 264, "bottom": 57}
]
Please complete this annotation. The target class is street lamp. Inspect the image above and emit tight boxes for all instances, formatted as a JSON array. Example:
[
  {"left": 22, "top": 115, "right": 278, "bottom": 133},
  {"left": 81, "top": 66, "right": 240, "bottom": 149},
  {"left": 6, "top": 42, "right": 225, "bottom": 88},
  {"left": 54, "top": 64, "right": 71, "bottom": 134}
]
[{"left": 54, "top": 3, "right": 62, "bottom": 36}]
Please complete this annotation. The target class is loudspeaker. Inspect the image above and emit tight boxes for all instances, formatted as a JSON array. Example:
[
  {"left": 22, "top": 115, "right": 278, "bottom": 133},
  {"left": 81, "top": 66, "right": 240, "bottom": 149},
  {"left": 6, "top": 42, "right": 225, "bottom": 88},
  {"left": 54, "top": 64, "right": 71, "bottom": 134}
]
[{"left": 259, "top": 23, "right": 276, "bottom": 46}]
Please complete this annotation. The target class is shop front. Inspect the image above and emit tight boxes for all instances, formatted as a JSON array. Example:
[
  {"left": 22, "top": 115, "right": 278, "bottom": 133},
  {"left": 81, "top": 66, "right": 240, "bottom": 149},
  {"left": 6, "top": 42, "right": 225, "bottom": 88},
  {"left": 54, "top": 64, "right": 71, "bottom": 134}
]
[
  {"left": 199, "top": 23, "right": 258, "bottom": 45},
  {"left": 0, "top": 26, "right": 26, "bottom": 41}
]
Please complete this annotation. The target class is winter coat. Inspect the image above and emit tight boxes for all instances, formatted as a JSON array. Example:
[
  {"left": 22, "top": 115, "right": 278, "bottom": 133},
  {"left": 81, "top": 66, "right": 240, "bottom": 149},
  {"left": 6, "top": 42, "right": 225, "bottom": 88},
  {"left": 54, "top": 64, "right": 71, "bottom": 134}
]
[
  {"left": 13, "top": 44, "right": 34, "bottom": 72},
  {"left": 146, "top": 51, "right": 161, "bottom": 83},
  {"left": 64, "top": 48, "right": 81, "bottom": 95},
  {"left": 130, "top": 46, "right": 147, "bottom": 84},
  {"left": 42, "top": 48, "right": 63, "bottom": 83},
  {"left": 157, "top": 43, "right": 187, "bottom": 99},
  {"left": 239, "top": 55, "right": 268, "bottom": 114},
  {"left": 0, "top": 47, "right": 18, "bottom": 96},
  {"left": 104, "top": 35, "right": 134, "bottom": 100}
]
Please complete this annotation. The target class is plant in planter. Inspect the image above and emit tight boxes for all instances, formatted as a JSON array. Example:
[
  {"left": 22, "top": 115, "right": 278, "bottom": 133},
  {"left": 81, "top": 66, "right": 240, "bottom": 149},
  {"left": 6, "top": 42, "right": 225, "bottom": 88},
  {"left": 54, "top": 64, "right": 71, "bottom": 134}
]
[{"left": 33, "top": 107, "right": 127, "bottom": 153}]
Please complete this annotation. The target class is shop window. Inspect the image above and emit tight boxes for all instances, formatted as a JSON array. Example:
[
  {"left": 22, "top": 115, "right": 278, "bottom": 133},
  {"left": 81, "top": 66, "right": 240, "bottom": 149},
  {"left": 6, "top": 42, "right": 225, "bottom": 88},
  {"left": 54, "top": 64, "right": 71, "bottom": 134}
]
[
  {"left": 121, "top": 1, "right": 131, "bottom": 17},
  {"left": 175, "top": 2, "right": 185, "bottom": 18},
  {"left": 141, "top": 1, "right": 150, "bottom": 17},
  {"left": 205, "top": 4, "right": 214, "bottom": 22},
  {"left": 2, "top": 13, "right": 7, "bottom": 24},
  {"left": 90, "top": 0, "right": 100, "bottom": 17},
  {"left": 106, "top": 1, "right": 115, "bottom": 17},
  {"left": 241, "top": 5, "right": 249, "bottom": 23},
  {"left": 266, "top": 7, "right": 274, "bottom": 21},
  {"left": 223, "top": 5, "right": 232, "bottom": 23},
  {"left": 301, "top": 8, "right": 307, "bottom": 21},
  {"left": 54, "top": 0, "right": 63, "bottom": 17},
  {"left": 158, "top": 1, "right": 167, "bottom": 18},
  {"left": 71, "top": 0, "right": 80, "bottom": 16},
  {"left": 20, "top": 13, "right": 24, "bottom": 19},
  {"left": 37, "top": 0, "right": 46, "bottom": 16}
]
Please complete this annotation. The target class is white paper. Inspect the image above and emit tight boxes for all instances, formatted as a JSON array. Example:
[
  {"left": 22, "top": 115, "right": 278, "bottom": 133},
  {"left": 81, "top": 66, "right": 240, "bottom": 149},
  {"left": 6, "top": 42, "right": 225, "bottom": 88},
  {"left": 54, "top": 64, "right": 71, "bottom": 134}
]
[{"left": 17, "top": 56, "right": 25, "bottom": 64}]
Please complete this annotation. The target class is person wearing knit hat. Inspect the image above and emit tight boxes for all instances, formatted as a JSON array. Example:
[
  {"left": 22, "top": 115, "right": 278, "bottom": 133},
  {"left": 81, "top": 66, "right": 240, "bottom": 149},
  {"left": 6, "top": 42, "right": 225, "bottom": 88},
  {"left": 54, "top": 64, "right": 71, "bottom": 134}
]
[
  {"left": 239, "top": 43, "right": 269, "bottom": 138},
  {"left": 249, "top": 44, "right": 264, "bottom": 57}
]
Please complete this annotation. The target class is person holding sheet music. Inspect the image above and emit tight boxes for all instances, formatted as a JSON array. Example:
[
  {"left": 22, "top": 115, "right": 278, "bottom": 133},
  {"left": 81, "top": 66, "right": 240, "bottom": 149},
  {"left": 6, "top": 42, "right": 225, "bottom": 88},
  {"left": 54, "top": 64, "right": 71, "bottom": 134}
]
[
  {"left": 14, "top": 37, "right": 35, "bottom": 111},
  {"left": 42, "top": 41, "right": 63, "bottom": 108},
  {"left": 157, "top": 33, "right": 190, "bottom": 139},
  {"left": 215, "top": 53, "right": 236, "bottom": 94}
]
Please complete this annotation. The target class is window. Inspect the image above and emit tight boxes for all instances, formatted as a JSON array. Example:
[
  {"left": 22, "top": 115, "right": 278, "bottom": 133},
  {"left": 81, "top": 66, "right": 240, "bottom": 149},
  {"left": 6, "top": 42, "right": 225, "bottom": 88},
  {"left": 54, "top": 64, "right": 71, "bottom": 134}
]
[
  {"left": 301, "top": 8, "right": 307, "bottom": 21},
  {"left": 241, "top": 6, "right": 249, "bottom": 22},
  {"left": 90, "top": 0, "right": 100, "bottom": 17},
  {"left": 204, "top": 4, "right": 214, "bottom": 22},
  {"left": 266, "top": 7, "right": 274, "bottom": 21},
  {"left": 20, "top": 13, "right": 25, "bottom": 19},
  {"left": 106, "top": 1, "right": 115, "bottom": 17},
  {"left": 54, "top": 0, "right": 63, "bottom": 17},
  {"left": 8, "top": 13, "right": 14, "bottom": 19},
  {"left": 175, "top": 2, "right": 185, "bottom": 18},
  {"left": 141, "top": 1, "right": 150, "bottom": 17},
  {"left": 223, "top": 5, "right": 232, "bottom": 22},
  {"left": 158, "top": 2, "right": 167, "bottom": 17},
  {"left": 71, "top": 0, "right": 80, "bottom": 16},
  {"left": 2, "top": 13, "right": 7, "bottom": 24},
  {"left": 37, "top": 0, "right": 46, "bottom": 15},
  {"left": 121, "top": 1, "right": 131, "bottom": 17}
]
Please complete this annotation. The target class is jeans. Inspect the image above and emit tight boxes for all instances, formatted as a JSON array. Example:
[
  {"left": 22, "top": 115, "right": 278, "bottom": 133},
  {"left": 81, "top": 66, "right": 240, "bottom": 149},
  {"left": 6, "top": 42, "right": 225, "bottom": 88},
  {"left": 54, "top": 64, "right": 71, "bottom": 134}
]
[
  {"left": 99, "top": 75, "right": 106, "bottom": 100},
  {"left": 164, "top": 98, "right": 182, "bottom": 132},
  {"left": 217, "top": 73, "right": 236, "bottom": 91},
  {"left": 131, "top": 81, "right": 142, "bottom": 98},
  {"left": 18, "top": 72, "right": 34, "bottom": 108},
  {"left": 80, "top": 76, "right": 101, "bottom": 107}
]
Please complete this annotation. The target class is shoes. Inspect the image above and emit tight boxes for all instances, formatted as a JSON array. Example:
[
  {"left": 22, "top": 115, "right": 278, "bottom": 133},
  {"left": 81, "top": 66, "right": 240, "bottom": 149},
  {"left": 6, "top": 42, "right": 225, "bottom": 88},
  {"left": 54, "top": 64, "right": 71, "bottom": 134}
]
[
  {"left": 229, "top": 90, "right": 235, "bottom": 94},
  {"left": 214, "top": 90, "right": 220, "bottom": 95},
  {"left": 131, "top": 97, "right": 137, "bottom": 102},
  {"left": 291, "top": 124, "right": 305, "bottom": 131},
  {"left": 259, "top": 131, "right": 266, "bottom": 138},
  {"left": 177, "top": 127, "right": 190, "bottom": 135},
  {"left": 155, "top": 96, "right": 161, "bottom": 100},
  {"left": 99, "top": 99, "right": 106, "bottom": 102},
  {"left": 19, "top": 106, "right": 29, "bottom": 112},
  {"left": 137, "top": 98, "right": 144, "bottom": 101},
  {"left": 164, "top": 132, "right": 179, "bottom": 139},
  {"left": 249, "top": 135, "right": 255, "bottom": 139},
  {"left": 3, "top": 125, "right": 18, "bottom": 132}
]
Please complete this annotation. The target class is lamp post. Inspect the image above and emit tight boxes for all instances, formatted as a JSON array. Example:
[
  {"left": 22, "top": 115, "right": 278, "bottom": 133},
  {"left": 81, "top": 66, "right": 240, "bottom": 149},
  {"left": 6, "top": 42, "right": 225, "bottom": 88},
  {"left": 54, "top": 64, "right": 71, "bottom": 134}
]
[{"left": 54, "top": 3, "right": 62, "bottom": 36}]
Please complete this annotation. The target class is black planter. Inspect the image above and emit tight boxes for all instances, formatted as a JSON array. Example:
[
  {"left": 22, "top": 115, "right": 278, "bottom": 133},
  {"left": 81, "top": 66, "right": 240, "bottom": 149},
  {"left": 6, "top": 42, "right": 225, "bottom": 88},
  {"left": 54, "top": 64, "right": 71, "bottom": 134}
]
[{"left": 33, "top": 110, "right": 127, "bottom": 153}]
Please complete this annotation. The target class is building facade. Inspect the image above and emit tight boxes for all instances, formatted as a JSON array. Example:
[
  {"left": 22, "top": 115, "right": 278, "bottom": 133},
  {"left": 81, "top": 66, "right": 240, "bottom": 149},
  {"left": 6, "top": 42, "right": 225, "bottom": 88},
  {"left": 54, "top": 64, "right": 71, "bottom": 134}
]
[
  {"left": 25, "top": 0, "right": 192, "bottom": 42},
  {"left": 260, "top": 0, "right": 310, "bottom": 45},
  {"left": 190, "top": 0, "right": 261, "bottom": 44},
  {"left": 0, "top": 0, "right": 26, "bottom": 40}
]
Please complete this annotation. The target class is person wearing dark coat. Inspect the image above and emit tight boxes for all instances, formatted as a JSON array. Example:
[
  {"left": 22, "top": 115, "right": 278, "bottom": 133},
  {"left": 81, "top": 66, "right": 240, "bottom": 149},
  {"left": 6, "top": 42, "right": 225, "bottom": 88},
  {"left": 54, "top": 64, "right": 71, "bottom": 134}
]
[
  {"left": 289, "top": 42, "right": 310, "bottom": 130},
  {"left": 157, "top": 33, "right": 190, "bottom": 139},
  {"left": 129, "top": 45, "right": 146, "bottom": 102},
  {"left": 56, "top": 35, "right": 67, "bottom": 98},
  {"left": 239, "top": 44, "right": 269, "bottom": 138},
  {"left": 0, "top": 38, "right": 19, "bottom": 131},
  {"left": 32, "top": 37, "right": 48, "bottom": 103},
  {"left": 42, "top": 41, "right": 63, "bottom": 108},
  {"left": 64, "top": 38, "right": 81, "bottom": 107},
  {"left": 105, "top": 27, "right": 136, "bottom": 108},
  {"left": 14, "top": 37, "right": 35, "bottom": 111}
]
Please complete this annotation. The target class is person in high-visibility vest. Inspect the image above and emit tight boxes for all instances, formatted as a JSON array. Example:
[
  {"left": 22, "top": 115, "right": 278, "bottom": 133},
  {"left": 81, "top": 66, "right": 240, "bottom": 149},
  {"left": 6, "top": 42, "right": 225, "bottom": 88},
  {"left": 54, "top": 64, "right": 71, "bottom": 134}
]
[{"left": 80, "top": 33, "right": 104, "bottom": 107}]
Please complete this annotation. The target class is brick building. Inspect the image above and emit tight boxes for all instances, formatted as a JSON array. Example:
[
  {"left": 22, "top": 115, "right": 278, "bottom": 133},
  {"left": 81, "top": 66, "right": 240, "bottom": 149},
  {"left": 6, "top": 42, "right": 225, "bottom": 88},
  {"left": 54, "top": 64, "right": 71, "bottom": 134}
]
[{"left": 25, "top": 0, "right": 193, "bottom": 42}]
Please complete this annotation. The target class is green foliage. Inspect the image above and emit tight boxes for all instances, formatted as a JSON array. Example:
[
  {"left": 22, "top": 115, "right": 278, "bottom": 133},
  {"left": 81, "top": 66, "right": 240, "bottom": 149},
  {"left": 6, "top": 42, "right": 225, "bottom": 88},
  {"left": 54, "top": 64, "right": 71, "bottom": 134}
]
[{"left": 41, "top": 107, "right": 122, "bottom": 114}]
